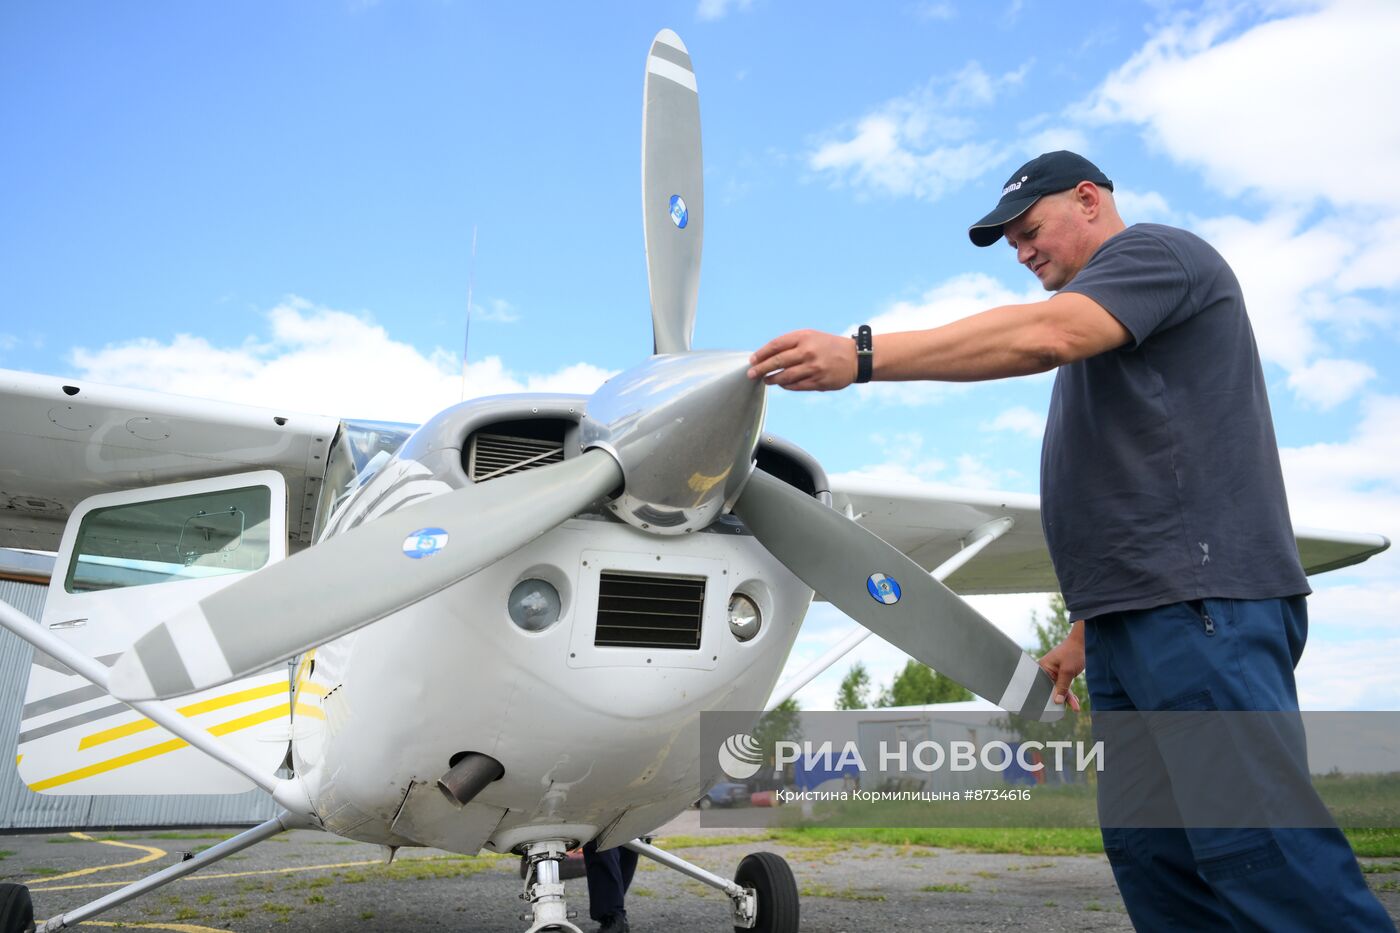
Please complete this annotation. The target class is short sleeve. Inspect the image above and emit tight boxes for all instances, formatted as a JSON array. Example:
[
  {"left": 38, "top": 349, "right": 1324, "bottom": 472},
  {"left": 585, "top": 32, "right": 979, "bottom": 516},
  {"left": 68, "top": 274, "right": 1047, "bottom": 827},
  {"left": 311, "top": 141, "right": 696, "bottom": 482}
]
[{"left": 1061, "top": 228, "right": 1197, "bottom": 348}]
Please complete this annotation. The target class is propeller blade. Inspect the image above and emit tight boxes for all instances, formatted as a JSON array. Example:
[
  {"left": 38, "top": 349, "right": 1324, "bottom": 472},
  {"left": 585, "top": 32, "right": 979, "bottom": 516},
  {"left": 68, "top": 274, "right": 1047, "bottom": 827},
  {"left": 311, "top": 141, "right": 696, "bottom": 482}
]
[
  {"left": 733, "top": 470, "right": 1062, "bottom": 721},
  {"left": 642, "top": 28, "right": 703, "bottom": 355},
  {"left": 109, "top": 450, "right": 623, "bottom": 701}
]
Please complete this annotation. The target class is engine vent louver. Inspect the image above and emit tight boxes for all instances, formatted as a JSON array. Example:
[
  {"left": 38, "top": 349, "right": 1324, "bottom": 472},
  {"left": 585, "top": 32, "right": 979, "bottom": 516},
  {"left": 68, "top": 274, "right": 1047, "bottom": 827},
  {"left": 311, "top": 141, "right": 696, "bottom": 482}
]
[
  {"left": 595, "top": 572, "right": 705, "bottom": 650},
  {"left": 468, "top": 432, "right": 565, "bottom": 481}
]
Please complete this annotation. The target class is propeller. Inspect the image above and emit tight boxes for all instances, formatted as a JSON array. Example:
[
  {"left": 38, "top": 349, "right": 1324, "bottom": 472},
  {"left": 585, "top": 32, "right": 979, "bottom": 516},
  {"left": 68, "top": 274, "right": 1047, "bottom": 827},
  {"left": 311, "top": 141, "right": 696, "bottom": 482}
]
[
  {"left": 642, "top": 28, "right": 703, "bottom": 354},
  {"left": 108, "top": 451, "right": 622, "bottom": 701},
  {"left": 733, "top": 470, "right": 1061, "bottom": 720},
  {"left": 112, "top": 29, "right": 1059, "bottom": 722}
]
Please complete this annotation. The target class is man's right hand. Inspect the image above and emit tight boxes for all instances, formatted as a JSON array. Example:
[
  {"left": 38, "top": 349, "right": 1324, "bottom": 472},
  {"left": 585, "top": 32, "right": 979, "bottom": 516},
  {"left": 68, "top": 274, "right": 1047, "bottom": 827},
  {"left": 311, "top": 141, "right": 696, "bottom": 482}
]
[
  {"left": 1038, "top": 619, "right": 1085, "bottom": 711},
  {"left": 748, "top": 329, "right": 858, "bottom": 390}
]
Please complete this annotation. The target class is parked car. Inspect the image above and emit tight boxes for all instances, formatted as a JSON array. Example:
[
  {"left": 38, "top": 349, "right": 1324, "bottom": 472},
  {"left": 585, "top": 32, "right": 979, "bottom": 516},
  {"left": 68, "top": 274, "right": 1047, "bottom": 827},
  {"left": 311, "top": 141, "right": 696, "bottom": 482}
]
[{"left": 696, "top": 781, "right": 748, "bottom": 809}]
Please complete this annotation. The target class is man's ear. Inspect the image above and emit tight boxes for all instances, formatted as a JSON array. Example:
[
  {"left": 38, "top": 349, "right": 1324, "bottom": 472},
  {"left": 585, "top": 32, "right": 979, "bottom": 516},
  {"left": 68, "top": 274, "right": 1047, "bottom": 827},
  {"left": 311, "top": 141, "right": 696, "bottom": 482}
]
[{"left": 1075, "top": 181, "right": 1102, "bottom": 218}]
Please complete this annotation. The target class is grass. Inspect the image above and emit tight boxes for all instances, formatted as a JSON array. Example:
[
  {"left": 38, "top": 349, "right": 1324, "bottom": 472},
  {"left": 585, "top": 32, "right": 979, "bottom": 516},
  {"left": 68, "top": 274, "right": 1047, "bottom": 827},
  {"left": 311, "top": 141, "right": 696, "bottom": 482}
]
[
  {"left": 744, "top": 823, "right": 1400, "bottom": 851},
  {"left": 921, "top": 883, "right": 971, "bottom": 893},
  {"left": 800, "top": 883, "right": 885, "bottom": 901}
]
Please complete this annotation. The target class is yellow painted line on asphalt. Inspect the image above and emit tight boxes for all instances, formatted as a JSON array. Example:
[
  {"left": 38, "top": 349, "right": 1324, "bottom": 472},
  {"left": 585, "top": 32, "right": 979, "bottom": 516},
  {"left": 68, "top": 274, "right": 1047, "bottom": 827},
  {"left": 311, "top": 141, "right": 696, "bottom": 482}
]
[
  {"left": 25, "top": 854, "right": 500, "bottom": 893},
  {"left": 24, "top": 832, "right": 166, "bottom": 885},
  {"left": 79, "top": 922, "right": 236, "bottom": 933}
]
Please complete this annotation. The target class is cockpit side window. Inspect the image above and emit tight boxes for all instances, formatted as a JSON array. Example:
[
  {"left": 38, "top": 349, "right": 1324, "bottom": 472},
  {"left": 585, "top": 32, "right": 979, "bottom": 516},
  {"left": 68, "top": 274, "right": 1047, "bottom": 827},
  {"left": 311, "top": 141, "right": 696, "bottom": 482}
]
[{"left": 64, "top": 485, "right": 272, "bottom": 594}]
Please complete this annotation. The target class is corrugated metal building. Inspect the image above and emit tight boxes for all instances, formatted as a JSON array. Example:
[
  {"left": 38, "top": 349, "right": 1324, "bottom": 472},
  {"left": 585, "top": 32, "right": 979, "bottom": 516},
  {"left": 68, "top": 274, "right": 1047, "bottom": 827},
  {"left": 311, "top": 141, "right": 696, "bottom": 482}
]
[{"left": 0, "top": 575, "right": 278, "bottom": 831}]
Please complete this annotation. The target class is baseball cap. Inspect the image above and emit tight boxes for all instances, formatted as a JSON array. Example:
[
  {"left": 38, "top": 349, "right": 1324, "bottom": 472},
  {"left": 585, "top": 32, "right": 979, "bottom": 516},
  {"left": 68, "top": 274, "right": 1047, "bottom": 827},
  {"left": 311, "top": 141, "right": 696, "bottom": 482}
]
[{"left": 968, "top": 151, "right": 1113, "bottom": 247}]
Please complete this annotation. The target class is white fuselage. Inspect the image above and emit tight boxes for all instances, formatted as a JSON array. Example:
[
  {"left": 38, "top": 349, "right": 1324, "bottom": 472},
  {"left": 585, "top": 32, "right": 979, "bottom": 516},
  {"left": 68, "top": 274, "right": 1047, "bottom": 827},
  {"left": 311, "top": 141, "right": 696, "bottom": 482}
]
[{"left": 290, "top": 514, "right": 812, "bottom": 854}]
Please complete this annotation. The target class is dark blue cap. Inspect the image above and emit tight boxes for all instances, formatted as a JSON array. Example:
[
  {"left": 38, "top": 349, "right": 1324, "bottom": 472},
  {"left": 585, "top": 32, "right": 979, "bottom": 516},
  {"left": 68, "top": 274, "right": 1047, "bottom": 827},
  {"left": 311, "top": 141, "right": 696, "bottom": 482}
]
[{"left": 969, "top": 151, "right": 1113, "bottom": 247}]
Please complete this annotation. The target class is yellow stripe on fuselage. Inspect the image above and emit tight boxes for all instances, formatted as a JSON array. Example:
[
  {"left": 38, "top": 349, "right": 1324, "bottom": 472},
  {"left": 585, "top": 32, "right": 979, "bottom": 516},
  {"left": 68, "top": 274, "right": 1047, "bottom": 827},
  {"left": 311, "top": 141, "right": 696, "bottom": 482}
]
[
  {"left": 78, "top": 682, "right": 289, "bottom": 751},
  {"left": 29, "top": 703, "right": 290, "bottom": 792}
]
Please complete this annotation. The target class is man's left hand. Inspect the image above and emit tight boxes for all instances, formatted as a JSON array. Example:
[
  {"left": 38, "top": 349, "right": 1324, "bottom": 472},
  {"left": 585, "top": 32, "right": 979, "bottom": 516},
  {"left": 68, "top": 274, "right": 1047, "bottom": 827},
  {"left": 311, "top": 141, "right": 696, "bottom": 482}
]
[{"left": 748, "top": 329, "right": 857, "bottom": 390}]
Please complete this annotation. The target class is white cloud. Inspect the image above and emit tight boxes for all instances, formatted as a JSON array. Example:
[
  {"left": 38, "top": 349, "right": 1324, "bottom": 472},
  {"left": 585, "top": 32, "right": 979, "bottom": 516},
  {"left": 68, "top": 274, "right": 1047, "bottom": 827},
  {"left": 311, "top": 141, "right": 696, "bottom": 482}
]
[
  {"left": 1296, "top": 638, "right": 1400, "bottom": 710},
  {"left": 470, "top": 297, "right": 520, "bottom": 323},
  {"left": 982, "top": 405, "right": 1044, "bottom": 439},
  {"left": 1194, "top": 210, "right": 1364, "bottom": 373},
  {"left": 833, "top": 273, "right": 1045, "bottom": 407},
  {"left": 865, "top": 272, "right": 1042, "bottom": 335},
  {"left": 808, "top": 63, "right": 1029, "bottom": 202},
  {"left": 1281, "top": 393, "right": 1400, "bottom": 540},
  {"left": 1024, "top": 127, "right": 1089, "bottom": 158},
  {"left": 1285, "top": 358, "right": 1376, "bottom": 410},
  {"left": 1081, "top": 0, "right": 1400, "bottom": 211},
  {"left": 1111, "top": 188, "right": 1173, "bottom": 222},
  {"left": 68, "top": 296, "right": 614, "bottom": 424},
  {"left": 696, "top": 0, "right": 753, "bottom": 21},
  {"left": 1072, "top": 1, "right": 1400, "bottom": 410},
  {"left": 912, "top": 1, "right": 956, "bottom": 21}
]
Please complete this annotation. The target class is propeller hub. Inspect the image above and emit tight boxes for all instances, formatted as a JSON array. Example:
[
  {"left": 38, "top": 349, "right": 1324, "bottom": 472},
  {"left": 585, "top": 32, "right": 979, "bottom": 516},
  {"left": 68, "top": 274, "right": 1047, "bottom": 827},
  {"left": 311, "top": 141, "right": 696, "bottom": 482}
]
[{"left": 580, "top": 351, "right": 765, "bottom": 535}]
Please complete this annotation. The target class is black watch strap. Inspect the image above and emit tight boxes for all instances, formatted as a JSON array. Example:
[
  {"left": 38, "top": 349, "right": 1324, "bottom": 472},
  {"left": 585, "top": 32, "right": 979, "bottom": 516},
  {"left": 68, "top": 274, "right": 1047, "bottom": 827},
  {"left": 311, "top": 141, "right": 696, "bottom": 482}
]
[{"left": 852, "top": 324, "right": 873, "bottom": 383}]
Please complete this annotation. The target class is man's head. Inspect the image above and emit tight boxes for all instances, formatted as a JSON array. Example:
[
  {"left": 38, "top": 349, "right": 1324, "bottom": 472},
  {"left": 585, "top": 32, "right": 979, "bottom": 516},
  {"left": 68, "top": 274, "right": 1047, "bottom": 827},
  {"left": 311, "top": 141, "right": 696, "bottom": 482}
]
[{"left": 968, "top": 150, "right": 1124, "bottom": 290}]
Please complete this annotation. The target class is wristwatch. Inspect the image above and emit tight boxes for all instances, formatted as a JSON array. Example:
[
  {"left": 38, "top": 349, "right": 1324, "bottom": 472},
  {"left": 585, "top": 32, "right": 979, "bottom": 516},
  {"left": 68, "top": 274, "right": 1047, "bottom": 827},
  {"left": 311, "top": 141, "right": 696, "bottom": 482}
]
[{"left": 852, "top": 324, "right": 873, "bottom": 383}]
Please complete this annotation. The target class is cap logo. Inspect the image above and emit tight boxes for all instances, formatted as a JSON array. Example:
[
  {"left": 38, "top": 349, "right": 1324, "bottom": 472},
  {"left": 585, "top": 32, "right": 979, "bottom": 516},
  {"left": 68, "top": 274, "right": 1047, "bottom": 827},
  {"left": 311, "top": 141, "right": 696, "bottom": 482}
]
[{"left": 1002, "top": 180, "right": 1024, "bottom": 195}]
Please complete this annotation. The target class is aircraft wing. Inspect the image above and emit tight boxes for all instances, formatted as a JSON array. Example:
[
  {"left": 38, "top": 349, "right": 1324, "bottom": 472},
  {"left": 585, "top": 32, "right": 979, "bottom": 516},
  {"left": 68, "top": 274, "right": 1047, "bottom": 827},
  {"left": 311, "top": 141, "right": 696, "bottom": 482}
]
[
  {"left": 829, "top": 475, "right": 1391, "bottom": 596},
  {"left": 0, "top": 367, "right": 344, "bottom": 553}
]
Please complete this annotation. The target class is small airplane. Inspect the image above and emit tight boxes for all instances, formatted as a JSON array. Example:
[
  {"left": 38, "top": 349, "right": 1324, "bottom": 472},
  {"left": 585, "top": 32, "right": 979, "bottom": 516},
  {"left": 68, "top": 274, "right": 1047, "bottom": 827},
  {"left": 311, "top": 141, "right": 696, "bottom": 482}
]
[{"left": 0, "top": 28, "right": 1388, "bottom": 933}]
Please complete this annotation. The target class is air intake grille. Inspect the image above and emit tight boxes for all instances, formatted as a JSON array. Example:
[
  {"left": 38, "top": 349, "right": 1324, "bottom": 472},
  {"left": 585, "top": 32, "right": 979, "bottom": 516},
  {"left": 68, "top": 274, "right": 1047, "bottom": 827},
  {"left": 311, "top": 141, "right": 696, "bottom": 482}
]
[
  {"left": 468, "top": 433, "right": 565, "bottom": 481},
  {"left": 595, "top": 572, "right": 705, "bottom": 650}
]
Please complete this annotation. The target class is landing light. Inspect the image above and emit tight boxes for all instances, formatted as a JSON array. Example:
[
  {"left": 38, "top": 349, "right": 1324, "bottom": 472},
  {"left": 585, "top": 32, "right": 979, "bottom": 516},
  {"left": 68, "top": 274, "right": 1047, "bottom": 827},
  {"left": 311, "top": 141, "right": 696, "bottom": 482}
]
[
  {"left": 508, "top": 579, "right": 561, "bottom": 632},
  {"left": 728, "top": 593, "right": 761, "bottom": 642}
]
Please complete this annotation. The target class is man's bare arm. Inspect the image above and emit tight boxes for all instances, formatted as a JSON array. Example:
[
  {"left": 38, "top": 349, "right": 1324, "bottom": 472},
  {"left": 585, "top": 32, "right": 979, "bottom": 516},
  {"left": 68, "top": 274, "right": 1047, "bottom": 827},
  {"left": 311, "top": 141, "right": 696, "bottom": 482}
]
[{"left": 747, "top": 292, "right": 1131, "bottom": 390}]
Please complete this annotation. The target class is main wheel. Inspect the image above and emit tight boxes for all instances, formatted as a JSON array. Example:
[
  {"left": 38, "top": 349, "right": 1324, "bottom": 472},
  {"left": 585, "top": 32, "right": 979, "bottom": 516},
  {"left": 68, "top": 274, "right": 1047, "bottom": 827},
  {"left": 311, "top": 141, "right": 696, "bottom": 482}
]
[
  {"left": 697, "top": 796, "right": 714, "bottom": 810},
  {"left": 733, "top": 852, "right": 797, "bottom": 933},
  {"left": 0, "top": 884, "right": 34, "bottom": 933}
]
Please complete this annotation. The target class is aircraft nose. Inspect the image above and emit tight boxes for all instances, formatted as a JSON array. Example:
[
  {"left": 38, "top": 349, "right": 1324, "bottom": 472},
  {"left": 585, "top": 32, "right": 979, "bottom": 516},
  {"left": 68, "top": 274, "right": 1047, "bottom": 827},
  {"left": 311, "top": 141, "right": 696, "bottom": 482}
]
[{"left": 580, "top": 351, "right": 766, "bottom": 534}]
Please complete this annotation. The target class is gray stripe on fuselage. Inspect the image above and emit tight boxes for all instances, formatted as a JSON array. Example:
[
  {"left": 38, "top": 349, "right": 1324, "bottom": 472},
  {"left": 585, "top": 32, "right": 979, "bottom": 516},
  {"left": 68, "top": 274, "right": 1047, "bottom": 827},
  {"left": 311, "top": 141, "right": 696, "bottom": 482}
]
[{"left": 18, "top": 702, "right": 128, "bottom": 745}]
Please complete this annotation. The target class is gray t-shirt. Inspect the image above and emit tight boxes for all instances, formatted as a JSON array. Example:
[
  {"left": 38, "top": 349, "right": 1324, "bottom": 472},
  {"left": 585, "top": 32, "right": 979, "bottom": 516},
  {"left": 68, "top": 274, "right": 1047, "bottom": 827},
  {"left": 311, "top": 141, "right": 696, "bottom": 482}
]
[{"left": 1045, "top": 223, "right": 1309, "bottom": 620}]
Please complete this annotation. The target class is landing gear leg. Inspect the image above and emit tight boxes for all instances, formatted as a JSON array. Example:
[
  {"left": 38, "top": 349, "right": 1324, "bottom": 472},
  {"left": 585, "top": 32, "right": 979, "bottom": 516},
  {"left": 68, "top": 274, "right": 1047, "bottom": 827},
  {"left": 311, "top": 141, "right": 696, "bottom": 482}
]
[{"left": 519, "top": 840, "right": 584, "bottom": 933}]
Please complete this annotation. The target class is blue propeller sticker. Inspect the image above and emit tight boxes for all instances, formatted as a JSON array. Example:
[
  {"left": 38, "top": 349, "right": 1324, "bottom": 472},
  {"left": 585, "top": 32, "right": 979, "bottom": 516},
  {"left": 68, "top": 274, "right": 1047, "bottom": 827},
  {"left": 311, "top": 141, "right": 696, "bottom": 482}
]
[
  {"left": 867, "top": 573, "right": 901, "bottom": 605},
  {"left": 403, "top": 527, "right": 449, "bottom": 559},
  {"left": 669, "top": 194, "right": 688, "bottom": 229}
]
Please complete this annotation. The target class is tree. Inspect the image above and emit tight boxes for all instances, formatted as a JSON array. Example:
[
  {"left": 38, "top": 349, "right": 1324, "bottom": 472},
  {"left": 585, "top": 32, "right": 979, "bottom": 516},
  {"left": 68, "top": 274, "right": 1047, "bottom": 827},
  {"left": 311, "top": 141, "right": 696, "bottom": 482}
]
[
  {"left": 874, "top": 660, "right": 972, "bottom": 707},
  {"left": 835, "top": 661, "right": 871, "bottom": 710},
  {"left": 750, "top": 698, "right": 803, "bottom": 789}
]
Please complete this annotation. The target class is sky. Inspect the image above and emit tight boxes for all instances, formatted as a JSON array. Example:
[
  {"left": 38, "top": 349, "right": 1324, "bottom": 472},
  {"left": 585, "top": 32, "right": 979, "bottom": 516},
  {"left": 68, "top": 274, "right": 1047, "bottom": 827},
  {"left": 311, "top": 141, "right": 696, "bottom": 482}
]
[{"left": 2, "top": 0, "right": 1396, "bottom": 711}]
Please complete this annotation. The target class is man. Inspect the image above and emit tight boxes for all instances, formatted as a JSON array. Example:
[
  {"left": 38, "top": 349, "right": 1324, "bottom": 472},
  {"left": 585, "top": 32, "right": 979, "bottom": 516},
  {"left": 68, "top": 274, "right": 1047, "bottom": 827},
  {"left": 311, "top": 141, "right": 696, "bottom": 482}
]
[
  {"left": 583, "top": 840, "right": 637, "bottom": 933},
  {"left": 747, "top": 151, "right": 1392, "bottom": 931}
]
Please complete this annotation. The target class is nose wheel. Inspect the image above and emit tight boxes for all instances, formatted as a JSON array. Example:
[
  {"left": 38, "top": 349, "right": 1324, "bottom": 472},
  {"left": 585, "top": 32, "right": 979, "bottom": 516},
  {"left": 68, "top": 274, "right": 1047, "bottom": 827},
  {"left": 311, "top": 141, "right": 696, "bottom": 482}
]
[
  {"left": 733, "top": 852, "right": 798, "bottom": 933},
  {"left": 519, "top": 841, "right": 584, "bottom": 933}
]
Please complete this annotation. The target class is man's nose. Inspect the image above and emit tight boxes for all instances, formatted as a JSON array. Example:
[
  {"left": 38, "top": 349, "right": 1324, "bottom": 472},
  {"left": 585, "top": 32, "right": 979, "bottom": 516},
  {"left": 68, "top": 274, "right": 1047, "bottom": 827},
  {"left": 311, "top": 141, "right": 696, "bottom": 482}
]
[{"left": 1016, "top": 242, "right": 1036, "bottom": 265}]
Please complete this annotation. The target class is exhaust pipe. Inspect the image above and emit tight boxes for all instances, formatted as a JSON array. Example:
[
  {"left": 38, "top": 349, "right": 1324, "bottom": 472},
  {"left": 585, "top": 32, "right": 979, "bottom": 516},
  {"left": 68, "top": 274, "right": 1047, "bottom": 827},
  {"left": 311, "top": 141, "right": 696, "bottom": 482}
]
[{"left": 437, "top": 752, "right": 504, "bottom": 807}]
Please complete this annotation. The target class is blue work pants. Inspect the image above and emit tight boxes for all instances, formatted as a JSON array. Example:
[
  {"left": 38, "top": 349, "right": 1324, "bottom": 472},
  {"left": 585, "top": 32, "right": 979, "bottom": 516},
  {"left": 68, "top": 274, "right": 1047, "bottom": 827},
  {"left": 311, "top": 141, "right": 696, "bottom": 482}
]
[
  {"left": 583, "top": 839, "right": 638, "bottom": 922},
  {"left": 1085, "top": 596, "right": 1393, "bottom": 932}
]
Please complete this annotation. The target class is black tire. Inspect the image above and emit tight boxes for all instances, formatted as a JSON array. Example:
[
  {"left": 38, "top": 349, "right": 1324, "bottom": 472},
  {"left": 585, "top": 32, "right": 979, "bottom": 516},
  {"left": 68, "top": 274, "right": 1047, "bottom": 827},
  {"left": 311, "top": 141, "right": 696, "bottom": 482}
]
[
  {"left": 733, "top": 851, "right": 798, "bottom": 933},
  {"left": 0, "top": 883, "right": 34, "bottom": 933},
  {"left": 698, "top": 796, "right": 714, "bottom": 810}
]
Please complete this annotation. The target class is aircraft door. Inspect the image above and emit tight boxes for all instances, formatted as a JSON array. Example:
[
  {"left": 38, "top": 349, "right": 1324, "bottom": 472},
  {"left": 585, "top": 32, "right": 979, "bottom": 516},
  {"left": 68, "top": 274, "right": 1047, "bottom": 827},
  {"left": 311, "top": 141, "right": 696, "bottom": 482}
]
[{"left": 18, "top": 470, "right": 293, "bottom": 795}]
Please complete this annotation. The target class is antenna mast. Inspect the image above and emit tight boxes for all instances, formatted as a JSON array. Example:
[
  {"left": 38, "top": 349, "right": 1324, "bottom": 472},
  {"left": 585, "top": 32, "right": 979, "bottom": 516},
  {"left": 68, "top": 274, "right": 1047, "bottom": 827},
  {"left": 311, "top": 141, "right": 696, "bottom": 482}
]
[{"left": 460, "top": 225, "right": 479, "bottom": 401}]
